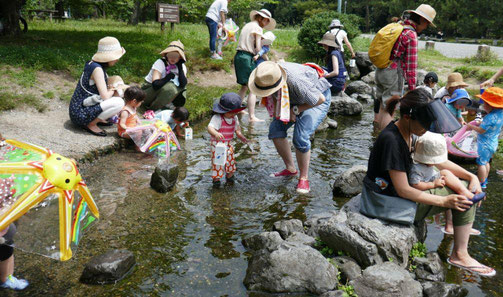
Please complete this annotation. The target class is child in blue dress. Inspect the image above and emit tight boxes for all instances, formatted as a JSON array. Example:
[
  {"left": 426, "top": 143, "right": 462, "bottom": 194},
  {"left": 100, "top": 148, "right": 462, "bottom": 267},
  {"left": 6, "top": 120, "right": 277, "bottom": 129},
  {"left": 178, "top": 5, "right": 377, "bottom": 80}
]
[{"left": 466, "top": 87, "right": 503, "bottom": 188}]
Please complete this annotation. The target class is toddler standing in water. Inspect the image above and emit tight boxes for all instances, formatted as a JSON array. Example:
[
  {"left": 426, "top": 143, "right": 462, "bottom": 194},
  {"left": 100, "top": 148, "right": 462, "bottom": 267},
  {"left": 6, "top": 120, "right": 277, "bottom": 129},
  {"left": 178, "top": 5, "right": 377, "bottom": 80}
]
[
  {"left": 208, "top": 93, "right": 248, "bottom": 186},
  {"left": 118, "top": 87, "right": 146, "bottom": 139},
  {"left": 467, "top": 87, "right": 503, "bottom": 188},
  {"left": 409, "top": 132, "right": 485, "bottom": 235}
]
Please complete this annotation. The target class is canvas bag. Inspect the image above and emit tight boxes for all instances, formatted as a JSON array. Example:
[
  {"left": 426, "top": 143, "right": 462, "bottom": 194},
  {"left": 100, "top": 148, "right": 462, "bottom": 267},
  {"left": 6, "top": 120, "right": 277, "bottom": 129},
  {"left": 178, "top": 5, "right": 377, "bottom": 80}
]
[
  {"left": 368, "top": 23, "right": 414, "bottom": 69},
  {"left": 360, "top": 176, "right": 417, "bottom": 225}
]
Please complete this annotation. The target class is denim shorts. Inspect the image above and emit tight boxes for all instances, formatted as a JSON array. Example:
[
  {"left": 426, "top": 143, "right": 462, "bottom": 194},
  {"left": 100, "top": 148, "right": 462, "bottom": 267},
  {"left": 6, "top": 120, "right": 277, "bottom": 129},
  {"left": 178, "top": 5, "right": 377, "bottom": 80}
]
[
  {"left": 268, "top": 89, "right": 331, "bottom": 153},
  {"left": 476, "top": 143, "right": 495, "bottom": 166}
]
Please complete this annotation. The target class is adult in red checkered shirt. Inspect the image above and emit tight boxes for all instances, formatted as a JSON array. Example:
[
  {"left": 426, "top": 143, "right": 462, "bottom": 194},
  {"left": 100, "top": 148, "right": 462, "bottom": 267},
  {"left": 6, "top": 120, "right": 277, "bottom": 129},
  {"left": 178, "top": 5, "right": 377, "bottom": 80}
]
[{"left": 375, "top": 4, "right": 436, "bottom": 131}]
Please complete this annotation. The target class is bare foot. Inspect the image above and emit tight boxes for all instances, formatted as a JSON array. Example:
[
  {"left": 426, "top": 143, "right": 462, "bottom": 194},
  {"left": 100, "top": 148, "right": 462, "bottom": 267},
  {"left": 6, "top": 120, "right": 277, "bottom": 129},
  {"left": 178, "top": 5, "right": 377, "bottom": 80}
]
[
  {"left": 444, "top": 226, "right": 480, "bottom": 235},
  {"left": 249, "top": 116, "right": 264, "bottom": 122}
]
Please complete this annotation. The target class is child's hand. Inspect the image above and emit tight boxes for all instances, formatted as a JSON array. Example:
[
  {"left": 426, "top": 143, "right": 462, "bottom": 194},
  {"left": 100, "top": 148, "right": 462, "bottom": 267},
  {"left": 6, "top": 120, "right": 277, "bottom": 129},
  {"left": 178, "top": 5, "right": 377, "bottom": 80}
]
[
  {"left": 253, "top": 55, "right": 259, "bottom": 61},
  {"left": 238, "top": 134, "right": 248, "bottom": 143},
  {"left": 215, "top": 132, "right": 224, "bottom": 140},
  {"left": 434, "top": 177, "right": 446, "bottom": 188}
]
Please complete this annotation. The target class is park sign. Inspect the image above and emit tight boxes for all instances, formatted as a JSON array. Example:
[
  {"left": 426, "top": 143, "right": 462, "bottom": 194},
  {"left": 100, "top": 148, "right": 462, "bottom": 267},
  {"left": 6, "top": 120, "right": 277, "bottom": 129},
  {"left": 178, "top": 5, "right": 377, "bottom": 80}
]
[{"left": 157, "top": 3, "right": 179, "bottom": 23}]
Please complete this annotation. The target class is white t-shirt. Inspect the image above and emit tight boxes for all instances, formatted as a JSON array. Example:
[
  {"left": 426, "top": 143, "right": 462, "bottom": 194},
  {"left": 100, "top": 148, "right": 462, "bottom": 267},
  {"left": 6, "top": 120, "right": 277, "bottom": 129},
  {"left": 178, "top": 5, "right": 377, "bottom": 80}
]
[
  {"left": 144, "top": 59, "right": 188, "bottom": 85},
  {"left": 329, "top": 28, "right": 348, "bottom": 52},
  {"left": 208, "top": 114, "right": 239, "bottom": 130},
  {"left": 416, "top": 85, "right": 433, "bottom": 96},
  {"left": 206, "top": 0, "right": 228, "bottom": 23},
  {"left": 434, "top": 87, "right": 450, "bottom": 101}
]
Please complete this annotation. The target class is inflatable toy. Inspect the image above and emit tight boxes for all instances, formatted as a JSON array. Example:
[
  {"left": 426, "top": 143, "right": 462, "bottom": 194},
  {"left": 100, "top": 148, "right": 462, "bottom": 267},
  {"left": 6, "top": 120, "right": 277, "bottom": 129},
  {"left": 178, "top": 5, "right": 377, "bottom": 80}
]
[
  {"left": 445, "top": 120, "right": 479, "bottom": 159},
  {"left": 126, "top": 120, "right": 181, "bottom": 159},
  {"left": 0, "top": 139, "right": 99, "bottom": 261}
]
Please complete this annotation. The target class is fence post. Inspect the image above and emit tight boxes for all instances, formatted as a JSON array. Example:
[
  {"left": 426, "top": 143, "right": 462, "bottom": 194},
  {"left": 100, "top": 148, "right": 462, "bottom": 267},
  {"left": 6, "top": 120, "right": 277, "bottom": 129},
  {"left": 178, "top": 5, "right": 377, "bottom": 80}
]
[{"left": 425, "top": 41, "right": 435, "bottom": 51}]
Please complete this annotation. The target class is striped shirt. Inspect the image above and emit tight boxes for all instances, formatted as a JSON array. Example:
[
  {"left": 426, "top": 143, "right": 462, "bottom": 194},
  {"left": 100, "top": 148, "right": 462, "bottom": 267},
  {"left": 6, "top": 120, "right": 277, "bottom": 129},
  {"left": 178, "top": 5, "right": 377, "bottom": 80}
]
[
  {"left": 390, "top": 19, "right": 418, "bottom": 91},
  {"left": 279, "top": 62, "right": 331, "bottom": 106}
]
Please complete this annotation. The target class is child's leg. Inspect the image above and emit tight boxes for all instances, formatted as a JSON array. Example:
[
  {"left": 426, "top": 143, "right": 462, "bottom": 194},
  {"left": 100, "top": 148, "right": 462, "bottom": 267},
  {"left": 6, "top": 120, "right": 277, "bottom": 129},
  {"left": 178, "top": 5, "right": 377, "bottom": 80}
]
[
  {"left": 440, "top": 169, "right": 474, "bottom": 198},
  {"left": 211, "top": 142, "right": 224, "bottom": 182},
  {"left": 225, "top": 143, "right": 236, "bottom": 179}
]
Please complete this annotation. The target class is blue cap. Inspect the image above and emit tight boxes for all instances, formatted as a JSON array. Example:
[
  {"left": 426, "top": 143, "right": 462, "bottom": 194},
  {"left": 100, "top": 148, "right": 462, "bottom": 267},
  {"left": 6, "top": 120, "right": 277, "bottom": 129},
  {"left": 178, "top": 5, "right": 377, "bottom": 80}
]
[
  {"left": 447, "top": 89, "right": 472, "bottom": 106},
  {"left": 213, "top": 92, "right": 246, "bottom": 114}
]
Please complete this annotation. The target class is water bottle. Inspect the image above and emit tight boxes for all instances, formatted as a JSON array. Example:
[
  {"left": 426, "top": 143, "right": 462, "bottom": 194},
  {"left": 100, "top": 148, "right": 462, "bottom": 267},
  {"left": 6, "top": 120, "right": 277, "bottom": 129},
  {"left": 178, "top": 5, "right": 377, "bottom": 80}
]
[
  {"left": 185, "top": 127, "right": 193, "bottom": 140},
  {"left": 349, "top": 59, "right": 356, "bottom": 68},
  {"left": 213, "top": 142, "right": 227, "bottom": 166}
]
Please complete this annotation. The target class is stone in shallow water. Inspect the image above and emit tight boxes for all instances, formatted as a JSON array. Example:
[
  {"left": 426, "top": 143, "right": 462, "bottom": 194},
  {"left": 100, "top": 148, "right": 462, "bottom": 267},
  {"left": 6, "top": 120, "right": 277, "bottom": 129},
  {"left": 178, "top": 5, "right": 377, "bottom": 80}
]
[
  {"left": 332, "top": 256, "right": 362, "bottom": 283},
  {"left": 273, "top": 219, "right": 304, "bottom": 239},
  {"left": 80, "top": 249, "right": 135, "bottom": 284},
  {"left": 150, "top": 163, "right": 179, "bottom": 193},
  {"left": 413, "top": 252, "right": 445, "bottom": 282},
  {"left": 421, "top": 281, "right": 468, "bottom": 297},
  {"left": 332, "top": 165, "right": 367, "bottom": 197}
]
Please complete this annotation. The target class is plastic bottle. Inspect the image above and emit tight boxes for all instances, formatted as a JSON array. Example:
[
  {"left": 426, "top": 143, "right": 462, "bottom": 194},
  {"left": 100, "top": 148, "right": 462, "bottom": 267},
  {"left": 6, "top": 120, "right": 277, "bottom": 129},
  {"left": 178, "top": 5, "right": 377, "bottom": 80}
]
[
  {"left": 213, "top": 142, "right": 227, "bottom": 166},
  {"left": 185, "top": 127, "right": 193, "bottom": 140}
]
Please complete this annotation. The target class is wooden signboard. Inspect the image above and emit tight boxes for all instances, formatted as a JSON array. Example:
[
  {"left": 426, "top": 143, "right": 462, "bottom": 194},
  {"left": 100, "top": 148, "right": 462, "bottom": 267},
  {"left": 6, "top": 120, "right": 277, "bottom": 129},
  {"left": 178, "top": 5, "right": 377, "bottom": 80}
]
[{"left": 157, "top": 3, "right": 179, "bottom": 30}]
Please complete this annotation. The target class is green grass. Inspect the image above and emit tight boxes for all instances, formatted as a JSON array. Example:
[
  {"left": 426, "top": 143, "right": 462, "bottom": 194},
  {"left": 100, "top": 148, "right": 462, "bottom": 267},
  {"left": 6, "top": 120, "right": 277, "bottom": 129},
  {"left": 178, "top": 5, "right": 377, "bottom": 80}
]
[
  {"left": 42, "top": 91, "right": 55, "bottom": 99},
  {"left": 0, "top": 90, "right": 46, "bottom": 112},
  {"left": 185, "top": 83, "right": 239, "bottom": 121}
]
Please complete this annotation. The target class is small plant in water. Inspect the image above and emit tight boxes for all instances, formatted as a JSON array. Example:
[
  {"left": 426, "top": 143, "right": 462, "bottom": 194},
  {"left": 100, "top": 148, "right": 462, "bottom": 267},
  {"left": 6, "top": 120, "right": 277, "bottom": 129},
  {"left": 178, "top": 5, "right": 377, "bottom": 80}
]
[{"left": 408, "top": 242, "right": 427, "bottom": 271}]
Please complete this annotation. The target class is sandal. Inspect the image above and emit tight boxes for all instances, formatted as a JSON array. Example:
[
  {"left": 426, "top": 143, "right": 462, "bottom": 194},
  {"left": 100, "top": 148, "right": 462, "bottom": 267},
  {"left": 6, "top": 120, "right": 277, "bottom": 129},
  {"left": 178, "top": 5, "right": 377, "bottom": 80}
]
[
  {"left": 440, "top": 227, "right": 481, "bottom": 236},
  {"left": 447, "top": 257, "right": 496, "bottom": 277},
  {"left": 83, "top": 126, "right": 107, "bottom": 137}
]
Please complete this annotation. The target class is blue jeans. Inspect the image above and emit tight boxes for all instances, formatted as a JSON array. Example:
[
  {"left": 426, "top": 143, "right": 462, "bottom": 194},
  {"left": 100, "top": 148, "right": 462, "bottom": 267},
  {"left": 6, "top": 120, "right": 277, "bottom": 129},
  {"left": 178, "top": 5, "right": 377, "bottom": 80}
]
[
  {"left": 205, "top": 17, "right": 218, "bottom": 53},
  {"left": 268, "top": 89, "right": 331, "bottom": 153}
]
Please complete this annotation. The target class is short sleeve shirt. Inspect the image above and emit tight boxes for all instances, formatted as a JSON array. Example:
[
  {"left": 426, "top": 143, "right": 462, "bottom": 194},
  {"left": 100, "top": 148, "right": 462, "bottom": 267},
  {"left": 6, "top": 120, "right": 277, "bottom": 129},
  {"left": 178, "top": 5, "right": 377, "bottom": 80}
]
[
  {"left": 478, "top": 109, "right": 503, "bottom": 151},
  {"left": 279, "top": 62, "right": 331, "bottom": 106},
  {"left": 434, "top": 87, "right": 449, "bottom": 102},
  {"left": 236, "top": 21, "right": 263, "bottom": 54},
  {"left": 408, "top": 163, "right": 440, "bottom": 185},
  {"left": 144, "top": 59, "right": 187, "bottom": 85},
  {"left": 329, "top": 28, "right": 347, "bottom": 52},
  {"left": 205, "top": 0, "right": 228, "bottom": 23},
  {"left": 208, "top": 114, "right": 239, "bottom": 131},
  {"left": 445, "top": 102, "right": 462, "bottom": 119},
  {"left": 365, "top": 121, "right": 413, "bottom": 197}
]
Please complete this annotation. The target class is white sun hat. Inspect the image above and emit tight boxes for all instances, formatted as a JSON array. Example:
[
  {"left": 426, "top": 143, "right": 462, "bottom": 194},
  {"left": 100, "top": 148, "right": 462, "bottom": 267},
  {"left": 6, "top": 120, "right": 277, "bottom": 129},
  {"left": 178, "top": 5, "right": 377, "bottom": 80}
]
[
  {"left": 250, "top": 9, "right": 276, "bottom": 31},
  {"left": 413, "top": 131, "right": 447, "bottom": 165},
  {"left": 262, "top": 31, "right": 276, "bottom": 46},
  {"left": 92, "top": 36, "right": 126, "bottom": 63}
]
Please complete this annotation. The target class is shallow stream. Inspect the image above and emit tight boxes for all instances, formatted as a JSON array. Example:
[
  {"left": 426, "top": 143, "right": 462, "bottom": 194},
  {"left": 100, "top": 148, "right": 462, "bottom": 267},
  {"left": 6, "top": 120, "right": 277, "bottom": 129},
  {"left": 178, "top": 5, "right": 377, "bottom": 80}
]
[{"left": 11, "top": 108, "right": 503, "bottom": 297}]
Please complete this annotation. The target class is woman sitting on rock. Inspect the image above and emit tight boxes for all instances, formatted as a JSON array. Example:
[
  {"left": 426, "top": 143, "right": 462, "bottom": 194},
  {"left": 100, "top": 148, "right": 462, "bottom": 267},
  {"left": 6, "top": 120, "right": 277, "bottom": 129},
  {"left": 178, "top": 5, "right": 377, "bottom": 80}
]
[
  {"left": 142, "top": 40, "right": 188, "bottom": 111},
  {"left": 363, "top": 88, "right": 496, "bottom": 277},
  {"left": 69, "top": 36, "right": 126, "bottom": 136}
]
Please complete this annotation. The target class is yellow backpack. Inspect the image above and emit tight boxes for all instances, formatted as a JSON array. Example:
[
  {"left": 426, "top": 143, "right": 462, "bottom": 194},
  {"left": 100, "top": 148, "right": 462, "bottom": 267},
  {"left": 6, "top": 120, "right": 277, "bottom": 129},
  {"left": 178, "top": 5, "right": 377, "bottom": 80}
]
[{"left": 368, "top": 23, "right": 414, "bottom": 69}]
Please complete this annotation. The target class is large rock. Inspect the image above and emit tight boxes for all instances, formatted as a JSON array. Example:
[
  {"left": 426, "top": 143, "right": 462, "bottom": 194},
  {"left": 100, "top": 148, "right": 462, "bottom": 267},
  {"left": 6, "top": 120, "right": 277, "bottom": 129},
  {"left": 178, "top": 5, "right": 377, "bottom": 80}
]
[
  {"left": 316, "top": 117, "right": 330, "bottom": 133},
  {"left": 244, "top": 240, "right": 338, "bottom": 294},
  {"left": 416, "top": 69, "right": 428, "bottom": 86},
  {"left": 345, "top": 81, "right": 373, "bottom": 96},
  {"left": 421, "top": 281, "right": 468, "bottom": 297},
  {"left": 348, "top": 66, "right": 360, "bottom": 81},
  {"left": 329, "top": 92, "right": 363, "bottom": 116},
  {"left": 320, "top": 290, "right": 345, "bottom": 297},
  {"left": 273, "top": 219, "right": 304, "bottom": 239},
  {"left": 351, "top": 262, "right": 423, "bottom": 297},
  {"left": 332, "top": 165, "right": 367, "bottom": 197},
  {"left": 355, "top": 52, "right": 376, "bottom": 76},
  {"left": 150, "top": 163, "right": 179, "bottom": 193},
  {"left": 80, "top": 249, "right": 135, "bottom": 284},
  {"left": 313, "top": 196, "right": 423, "bottom": 268},
  {"left": 243, "top": 231, "right": 284, "bottom": 252},
  {"left": 352, "top": 93, "right": 374, "bottom": 104},
  {"left": 332, "top": 256, "right": 362, "bottom": 283},
  {"left": 361, "top": 71, "right": 376, "bottom": 85},
  {"left": 286, "top": 231, "right": 317, "bottom": 247},
  {"left": 413, "top": 252, "right": 445, "bottom": 282}
]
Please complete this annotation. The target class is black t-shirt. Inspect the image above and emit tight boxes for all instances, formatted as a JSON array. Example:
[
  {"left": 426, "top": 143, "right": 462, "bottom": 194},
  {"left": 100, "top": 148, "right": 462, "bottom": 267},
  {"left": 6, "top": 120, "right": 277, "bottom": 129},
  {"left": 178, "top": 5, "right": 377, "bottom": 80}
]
[{"left": 366, "top": 121, "right": 413, "bottom": 197}]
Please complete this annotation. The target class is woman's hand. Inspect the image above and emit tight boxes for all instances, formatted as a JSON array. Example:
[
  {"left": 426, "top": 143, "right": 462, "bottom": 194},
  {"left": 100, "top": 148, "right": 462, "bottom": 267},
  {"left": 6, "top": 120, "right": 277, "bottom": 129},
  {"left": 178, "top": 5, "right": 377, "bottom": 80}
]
[
  {"left": 442, "top": 194, "right": 473, "bottom": 211},
  {"left": 480, "top": 78, "right": 495, "bottom": 88}
]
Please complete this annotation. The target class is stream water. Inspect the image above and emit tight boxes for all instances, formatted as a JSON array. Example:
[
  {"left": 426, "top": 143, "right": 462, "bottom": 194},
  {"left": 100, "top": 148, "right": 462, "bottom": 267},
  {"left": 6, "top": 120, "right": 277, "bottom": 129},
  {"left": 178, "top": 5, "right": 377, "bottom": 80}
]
[{"left": 11, "top": 107, "right": 503, "bottom": 297}]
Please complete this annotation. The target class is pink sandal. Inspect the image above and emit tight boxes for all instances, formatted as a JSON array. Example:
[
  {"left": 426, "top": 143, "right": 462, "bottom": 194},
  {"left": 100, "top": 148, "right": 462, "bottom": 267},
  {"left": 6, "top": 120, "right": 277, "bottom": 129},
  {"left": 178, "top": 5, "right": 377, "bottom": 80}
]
[{"left": 270, "top": 169, "right": 298, "bottom": 177}]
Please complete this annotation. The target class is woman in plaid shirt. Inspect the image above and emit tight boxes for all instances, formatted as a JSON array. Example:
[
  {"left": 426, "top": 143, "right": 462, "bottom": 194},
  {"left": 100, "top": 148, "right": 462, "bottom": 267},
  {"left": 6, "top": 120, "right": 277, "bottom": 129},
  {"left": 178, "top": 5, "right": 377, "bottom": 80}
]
[{"left": 375, "top": 4, "right": 436, "bottom": 131}]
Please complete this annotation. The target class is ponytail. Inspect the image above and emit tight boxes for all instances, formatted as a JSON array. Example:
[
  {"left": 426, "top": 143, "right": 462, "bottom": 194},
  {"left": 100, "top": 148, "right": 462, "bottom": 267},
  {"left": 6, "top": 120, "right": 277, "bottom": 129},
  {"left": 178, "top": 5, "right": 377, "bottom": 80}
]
[{"left": 385, "top": 95, "right": 401, "bottom": 116}]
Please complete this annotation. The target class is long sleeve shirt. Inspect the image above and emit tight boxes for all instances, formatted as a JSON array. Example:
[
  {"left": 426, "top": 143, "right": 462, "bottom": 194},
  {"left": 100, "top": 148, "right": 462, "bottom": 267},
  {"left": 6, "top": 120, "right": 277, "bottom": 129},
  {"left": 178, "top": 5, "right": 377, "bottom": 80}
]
[{"left": 390, "top": 19, "right": 418, "bottom": 90}]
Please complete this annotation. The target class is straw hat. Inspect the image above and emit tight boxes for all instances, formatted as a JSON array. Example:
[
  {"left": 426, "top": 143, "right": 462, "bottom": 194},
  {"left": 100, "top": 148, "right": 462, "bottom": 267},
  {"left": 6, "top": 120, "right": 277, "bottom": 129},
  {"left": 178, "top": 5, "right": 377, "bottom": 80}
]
[
  {"left": 445, "top": 72, "right": 468, "bottom": 88},
  {"left": 250, "top": 9, "right": 276, "bottom": 31},
  {"left": 476, "top": 87, "right": 503, "bottom": 108},
  {"left": 406, "top": 4, "right": 436, "bottom": 27},
  {"left": 329, "top": 19, "right": 343, "bottom": 29},
  {"left": 446, "top": 88, "right": 472, "bottom": 106},
  {"left": 92, "top": 37, "right": 126, "bottom": 63},
  {"left": 318, "top": 32, "right": 339, "bottom": 48},
  {"left": 413, "top": 131, "right": 447, "bottom": 165},
  {"left": 160, "top": 40, "right": 186, "bottom": 62},
  {"left": 262, "top": 31, "right": 276, "bottom": 46},
  {"left": 248, "top": 61, "right": 287, "bottom": 97},
  {"left": 107, "top": 76, "right": 129, "bottom": 91}
]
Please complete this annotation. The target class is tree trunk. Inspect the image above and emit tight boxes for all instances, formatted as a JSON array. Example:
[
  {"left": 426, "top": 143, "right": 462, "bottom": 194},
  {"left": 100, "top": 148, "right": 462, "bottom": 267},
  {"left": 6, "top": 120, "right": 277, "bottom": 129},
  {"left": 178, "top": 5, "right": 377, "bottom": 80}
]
[
  {"left": 365, "top": 5, "right": 370, "bottom": 33},
  {"left": 129, "top": 0, "right": 141, "bottom": 25},
  {"left": 0, "top": 0, "right": 21, "bottom": 35}
]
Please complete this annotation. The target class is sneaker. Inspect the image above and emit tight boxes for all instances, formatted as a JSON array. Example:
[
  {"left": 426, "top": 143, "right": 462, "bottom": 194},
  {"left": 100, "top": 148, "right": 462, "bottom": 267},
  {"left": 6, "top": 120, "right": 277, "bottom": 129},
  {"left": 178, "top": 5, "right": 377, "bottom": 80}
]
[
  {"left": 296, "top": 179, "right": 310, "bottom": 194},
  {"left": 0, "top": 275, "right": 29, "bottom": 290},
  {"left": 481, "top": 179, "right": 488, "bottom": 189},
  {"left": 270, "top": 169, "right": 298, "bottom": 177},
  {"left": 211, "top": 53, "right": 223, "bottom": 60}
]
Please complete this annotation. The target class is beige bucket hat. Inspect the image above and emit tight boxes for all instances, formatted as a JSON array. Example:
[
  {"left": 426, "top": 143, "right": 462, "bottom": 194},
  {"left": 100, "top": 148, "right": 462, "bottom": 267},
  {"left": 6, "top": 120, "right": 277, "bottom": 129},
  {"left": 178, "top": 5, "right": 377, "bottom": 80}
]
[
  {"left": 248, "top": 61, "right": 287, "bottom": 97},
  {"left": 413, "top": 131, "right": 447, "bottom": 165},
  {"left": 250, "top": 9, "right": 276, "bottom": 31},
  {"left": 107, "top": 76, "right": 129, "bottom": 91},
  {"left": 446, "top": 72, "right": 468, "bottom": 88},
  {"left": 406, "top": 4, "right": 436, "bottom": 27},
  {"left": 92, "top": 36, "right": 126, "bottom": 63},
  {"left": 160, "top": 40, "right": 186, "bottom": 62},
  {"left": 318, "top": 32, "right": 339, "bottom": 48}
]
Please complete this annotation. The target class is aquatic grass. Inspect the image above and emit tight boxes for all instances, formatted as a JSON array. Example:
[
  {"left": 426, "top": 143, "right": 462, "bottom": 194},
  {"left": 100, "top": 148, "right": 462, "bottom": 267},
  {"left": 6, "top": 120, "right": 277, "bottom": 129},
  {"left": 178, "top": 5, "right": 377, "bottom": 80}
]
[{"left": 0, "top": 91, "right": 46, "bottom": 112}]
